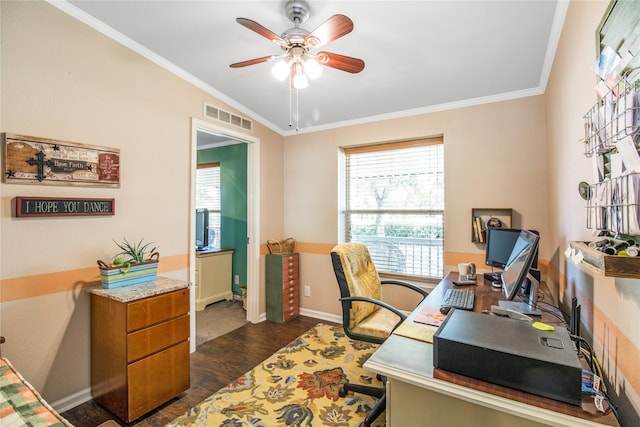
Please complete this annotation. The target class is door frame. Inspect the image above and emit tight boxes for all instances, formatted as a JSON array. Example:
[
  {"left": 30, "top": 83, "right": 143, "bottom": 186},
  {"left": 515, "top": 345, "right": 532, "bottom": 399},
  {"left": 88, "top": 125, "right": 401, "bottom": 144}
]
[{"left": 190, "top": 118, "right": 260, "bottom": 351}]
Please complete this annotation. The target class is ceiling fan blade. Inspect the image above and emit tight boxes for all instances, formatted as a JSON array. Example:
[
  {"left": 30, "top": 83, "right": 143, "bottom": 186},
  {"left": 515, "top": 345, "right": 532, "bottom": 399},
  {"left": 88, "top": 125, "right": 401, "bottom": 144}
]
[
  {"left": 230, "top": 55, "right": 279, "bottom": 68},
  {"left": 305, "top": 14, "right": 354, "bottom": 48},
  {"left": 236, "top": 18, "right": 286, "bottom": 47},
  {"left": 317, "top": 51, "right": 365, "bottom": 74}
]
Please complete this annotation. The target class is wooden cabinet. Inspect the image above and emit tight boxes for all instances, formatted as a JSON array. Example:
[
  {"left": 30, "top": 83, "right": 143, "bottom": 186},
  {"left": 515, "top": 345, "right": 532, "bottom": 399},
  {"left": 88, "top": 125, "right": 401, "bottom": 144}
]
[
  {"left": 266, "top": 253, "right": 299, "bottom": 323},
  {"left": 90, "top": 281, "right": 190, "bottom": 422},
  {"left": 195, "top": 248, "right": 233, "bottom": 311}
]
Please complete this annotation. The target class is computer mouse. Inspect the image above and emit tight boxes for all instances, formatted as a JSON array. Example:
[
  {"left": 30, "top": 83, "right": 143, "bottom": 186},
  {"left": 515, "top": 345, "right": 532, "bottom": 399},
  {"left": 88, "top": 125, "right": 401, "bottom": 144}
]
[{"left": 440, "top": 305, "right": 452, "bottom": 315}]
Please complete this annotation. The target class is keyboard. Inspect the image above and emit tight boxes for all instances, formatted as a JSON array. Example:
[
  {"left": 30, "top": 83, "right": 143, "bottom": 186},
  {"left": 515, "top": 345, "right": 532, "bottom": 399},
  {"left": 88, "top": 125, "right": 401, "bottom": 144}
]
[{"left": 441, "top": 288, "right": 475, "bottom": 311}]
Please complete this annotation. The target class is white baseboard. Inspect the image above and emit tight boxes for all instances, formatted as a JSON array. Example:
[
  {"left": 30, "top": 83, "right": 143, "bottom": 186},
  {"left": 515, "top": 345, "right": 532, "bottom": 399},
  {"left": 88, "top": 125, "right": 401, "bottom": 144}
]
[
  {"left": 253, "top": 309, "right": 339, "bottom": 325},
  {"left": 299, "top": 308, "right": 341, "bottom": 325},
  {"left": 51, "top": 387, "right": 92, "bottom": 413}
]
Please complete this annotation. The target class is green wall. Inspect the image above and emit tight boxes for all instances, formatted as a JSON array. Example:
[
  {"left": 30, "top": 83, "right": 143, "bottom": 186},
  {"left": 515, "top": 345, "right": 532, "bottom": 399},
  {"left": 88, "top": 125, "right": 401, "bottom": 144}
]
[{"left": 197, "top": 143, "right": 248, "bottom": 295}]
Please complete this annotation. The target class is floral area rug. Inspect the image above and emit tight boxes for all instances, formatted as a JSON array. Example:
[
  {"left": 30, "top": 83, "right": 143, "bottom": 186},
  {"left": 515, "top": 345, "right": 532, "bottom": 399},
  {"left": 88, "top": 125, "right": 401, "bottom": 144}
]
[{"left": 167, "top": 323, "right": 385, "bottom": 427}]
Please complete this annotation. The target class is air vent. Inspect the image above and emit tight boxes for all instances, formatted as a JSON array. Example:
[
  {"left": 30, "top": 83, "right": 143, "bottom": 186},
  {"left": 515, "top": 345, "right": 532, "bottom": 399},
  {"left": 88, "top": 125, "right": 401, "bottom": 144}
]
[{"left": 204, "top": 103, "right": 253, "bottom": 132}]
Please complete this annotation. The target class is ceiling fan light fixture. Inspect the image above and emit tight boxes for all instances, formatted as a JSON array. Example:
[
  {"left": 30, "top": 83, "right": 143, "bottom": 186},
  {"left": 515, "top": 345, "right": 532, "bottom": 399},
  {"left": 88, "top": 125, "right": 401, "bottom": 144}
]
[
  {"left": 304, "top": 57, "right": 322, "bottom": 80},
  {"left": 231, "top": 1, "right": 364, "bottom": 129},
  {"left": 272, "top": 59, "right": 290, "bottom": 81},
  {"left": 291, "top": 62, "right": 309, "bottom": 89}
]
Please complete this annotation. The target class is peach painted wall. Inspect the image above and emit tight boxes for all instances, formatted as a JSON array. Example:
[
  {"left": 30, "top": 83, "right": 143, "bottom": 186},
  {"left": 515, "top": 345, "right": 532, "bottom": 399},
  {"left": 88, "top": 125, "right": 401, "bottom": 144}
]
[
  {"left": 284, "top": 96, "right": 549, "bottom": 314},
  {"left": 545, "top": 1, "right": 639, "bottom": 425},
  {"left": 2, "top": 1, "right": 638, "bottom": 424},
  {"left": 0, "top": 1, "right": 282, "bottom": 406}
]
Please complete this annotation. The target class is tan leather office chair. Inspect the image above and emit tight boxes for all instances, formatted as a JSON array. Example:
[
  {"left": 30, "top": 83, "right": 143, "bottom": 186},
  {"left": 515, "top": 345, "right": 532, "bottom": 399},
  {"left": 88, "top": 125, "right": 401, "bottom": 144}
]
[{"left": 330, "top": 242, "right": 429, "bottom": 427}]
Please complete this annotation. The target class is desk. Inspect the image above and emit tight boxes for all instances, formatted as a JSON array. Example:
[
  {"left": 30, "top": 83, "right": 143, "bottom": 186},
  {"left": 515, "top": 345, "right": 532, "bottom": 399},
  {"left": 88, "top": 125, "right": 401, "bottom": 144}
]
[{"left": 364, "top": 272, "right": 619, "bottom": 427}]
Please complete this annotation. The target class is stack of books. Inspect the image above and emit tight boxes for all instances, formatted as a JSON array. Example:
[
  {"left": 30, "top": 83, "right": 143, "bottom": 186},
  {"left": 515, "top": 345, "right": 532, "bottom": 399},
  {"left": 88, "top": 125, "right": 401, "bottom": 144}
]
[{"left": 472, "top": 216, "right": 486, "bottom": 242}]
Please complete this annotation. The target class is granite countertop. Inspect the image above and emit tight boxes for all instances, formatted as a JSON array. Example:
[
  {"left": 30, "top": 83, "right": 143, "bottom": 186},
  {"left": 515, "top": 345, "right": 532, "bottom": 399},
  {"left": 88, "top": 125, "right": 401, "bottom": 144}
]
[{"left": 88, "top": 276, "right": 190, "bottom": 303}]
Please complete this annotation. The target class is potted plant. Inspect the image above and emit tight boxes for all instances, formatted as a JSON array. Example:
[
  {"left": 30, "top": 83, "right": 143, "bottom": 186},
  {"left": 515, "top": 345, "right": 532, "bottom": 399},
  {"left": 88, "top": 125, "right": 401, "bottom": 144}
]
[{"left": 97, "top": 238, "right": 160, "bottom": 289}]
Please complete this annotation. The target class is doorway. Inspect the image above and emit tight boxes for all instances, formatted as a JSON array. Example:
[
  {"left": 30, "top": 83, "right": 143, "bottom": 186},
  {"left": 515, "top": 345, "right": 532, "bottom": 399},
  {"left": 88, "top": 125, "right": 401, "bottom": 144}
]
[{"left": 190, "top": 118, "right": 260, "bottom": 351}]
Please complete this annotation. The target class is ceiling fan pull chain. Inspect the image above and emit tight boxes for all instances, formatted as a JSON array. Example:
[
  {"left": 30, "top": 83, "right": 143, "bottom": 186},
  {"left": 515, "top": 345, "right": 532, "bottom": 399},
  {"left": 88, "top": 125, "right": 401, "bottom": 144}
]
[
  {"left": 288, "top": 84, "right": 293, "bottom": 128},
  {"left": 295, "top": 88, "right": 300, "bottom": 132}
]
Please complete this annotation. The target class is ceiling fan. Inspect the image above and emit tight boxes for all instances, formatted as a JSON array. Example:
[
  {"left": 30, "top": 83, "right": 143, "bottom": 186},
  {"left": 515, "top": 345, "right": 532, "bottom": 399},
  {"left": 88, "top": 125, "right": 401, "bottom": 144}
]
[{"left": 230, "top": 0, "right": 365, "bottom": 89}]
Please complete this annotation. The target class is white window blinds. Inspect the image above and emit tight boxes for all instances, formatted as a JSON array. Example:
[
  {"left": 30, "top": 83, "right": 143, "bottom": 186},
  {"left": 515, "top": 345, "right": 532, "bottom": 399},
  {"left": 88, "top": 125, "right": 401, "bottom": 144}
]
[
  {"left": 196, "top": 162, "right": 221, "bottom": 248},
  {"left": 344, "top": 138, "right": 444, "bottom": 278}
]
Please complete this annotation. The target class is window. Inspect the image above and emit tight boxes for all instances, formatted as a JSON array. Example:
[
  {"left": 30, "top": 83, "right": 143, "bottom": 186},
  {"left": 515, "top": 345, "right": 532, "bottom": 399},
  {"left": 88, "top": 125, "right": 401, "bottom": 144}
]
[
  {"left": 196, "top": 162, "right": 221, "bottom": 248},
  {"left": 343, "top": 138, "right": 444, "bottom": 279}
]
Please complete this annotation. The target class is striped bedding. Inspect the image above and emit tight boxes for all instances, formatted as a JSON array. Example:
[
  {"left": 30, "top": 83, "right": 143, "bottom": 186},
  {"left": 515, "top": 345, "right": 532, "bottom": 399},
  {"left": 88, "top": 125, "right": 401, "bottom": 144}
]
[{"left": 0, "top": 357, "right": 73, "bottom": 426}]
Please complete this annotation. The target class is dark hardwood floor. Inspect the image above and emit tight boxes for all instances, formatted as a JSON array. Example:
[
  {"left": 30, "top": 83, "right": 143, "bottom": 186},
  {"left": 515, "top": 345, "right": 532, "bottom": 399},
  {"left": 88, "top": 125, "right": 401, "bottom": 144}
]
[{"left": 62, "top": 316, "right": 329, "bottom": 427}]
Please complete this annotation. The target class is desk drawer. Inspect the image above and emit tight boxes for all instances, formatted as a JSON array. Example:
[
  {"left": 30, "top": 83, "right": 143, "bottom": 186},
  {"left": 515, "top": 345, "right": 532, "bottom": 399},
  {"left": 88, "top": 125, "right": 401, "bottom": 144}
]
[
  {"left": 127, "top": 289, "right": 189, "bottom": 332},
  {"left": 127, "top": 314, "right": 189, "bottom": 362}
]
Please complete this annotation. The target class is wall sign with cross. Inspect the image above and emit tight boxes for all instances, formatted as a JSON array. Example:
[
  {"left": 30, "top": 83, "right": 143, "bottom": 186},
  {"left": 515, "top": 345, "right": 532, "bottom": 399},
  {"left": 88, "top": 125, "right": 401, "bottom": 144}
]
[
  {"left": 25, "top": 150, "right": 55, "bottom": 182},
  {"left": 1, "top": 133, "right": 120, "bottom": 187}
]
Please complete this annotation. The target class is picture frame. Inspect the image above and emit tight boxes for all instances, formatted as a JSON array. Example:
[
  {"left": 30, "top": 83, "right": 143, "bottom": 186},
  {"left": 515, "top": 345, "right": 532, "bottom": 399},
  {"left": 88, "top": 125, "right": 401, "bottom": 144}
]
[
  {"left": 14, "top": 197, "right": 115, "bottom": 218},
  {"left": 2, "top": 133, "right": 120, "bottom": 187}
]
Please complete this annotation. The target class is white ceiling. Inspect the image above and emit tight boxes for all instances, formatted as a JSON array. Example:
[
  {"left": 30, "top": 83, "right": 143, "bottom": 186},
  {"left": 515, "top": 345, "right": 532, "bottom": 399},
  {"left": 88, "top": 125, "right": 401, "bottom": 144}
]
[{"left": 56, "top": 1, "right": 567, "bottom": 136}]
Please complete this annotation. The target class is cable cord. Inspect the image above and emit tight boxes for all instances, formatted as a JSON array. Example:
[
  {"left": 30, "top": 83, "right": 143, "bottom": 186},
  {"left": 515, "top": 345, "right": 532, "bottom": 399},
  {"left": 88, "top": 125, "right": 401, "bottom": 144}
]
[
  {"left": 534, "top": 301, "right": 568, "bottom": 323},
  {"left": 581, "top": 377, "right": 619, "bottom": 420},
  {"left": 514, "top": 288, "right": 618, "bottom": 421},
  {"left": 570, "top": 333, "right": 595, "bottom": 372},
  {"left": 579, "top": 346, "right": 605, "bottom": 385},
  {"left": 514, "top": 291, "right": 568, "bottom": 324},
  {"left": 573, "top": 336, "right": 620, "bottom": 423}
]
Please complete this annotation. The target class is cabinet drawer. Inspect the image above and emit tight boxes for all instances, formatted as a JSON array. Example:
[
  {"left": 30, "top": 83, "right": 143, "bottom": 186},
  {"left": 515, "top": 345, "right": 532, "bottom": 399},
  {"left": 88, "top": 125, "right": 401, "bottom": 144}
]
[
  {"left": 283, "top": 284, "right": 298, "bottom": 298},
  {"left": 281, "top": 264, "right": 299, "bottom": 277},
  {"left": 284, "top": 311, "right": 299, "bottom": 321},
  {"left": 127, "top": 314, "right": 189, "bottom": 362},
  {"left": 283, "top": 293, "right": 298, "bottom": 309},
  {"left": 127, "top": 289, "right": 189, "bottom": 332},
  {"left": 128, "top": 340, "right": 190, "bottom": 421},
  {"left": 281, "top": 254, "right": 298, "bottom": 264},
  {"left": 284, "top": 301, "right": 299, "bottom": 321},
  {"left": 282, "top": 278, "right": 299, "bottom": 290}
]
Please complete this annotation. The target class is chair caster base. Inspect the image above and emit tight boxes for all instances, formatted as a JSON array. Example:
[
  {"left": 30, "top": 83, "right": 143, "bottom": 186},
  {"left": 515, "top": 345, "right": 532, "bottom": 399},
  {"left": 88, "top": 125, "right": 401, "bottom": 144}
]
[{"left": 339, "top": 384, "right": 347, "bottom": 398}]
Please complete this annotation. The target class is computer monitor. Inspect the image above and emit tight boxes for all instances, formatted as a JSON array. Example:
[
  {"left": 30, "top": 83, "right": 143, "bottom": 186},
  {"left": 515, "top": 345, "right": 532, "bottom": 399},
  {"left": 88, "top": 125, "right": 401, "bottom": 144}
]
[
  {"left": 499, "top": 229, "right": 541, "bottom": 315},
  {"left": 485, "top": 228, "right": 522, "bottom": 269},
  {"left": 195, "top": 208, "right": 210, "bottom": 250}
]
